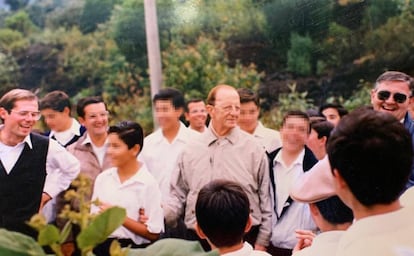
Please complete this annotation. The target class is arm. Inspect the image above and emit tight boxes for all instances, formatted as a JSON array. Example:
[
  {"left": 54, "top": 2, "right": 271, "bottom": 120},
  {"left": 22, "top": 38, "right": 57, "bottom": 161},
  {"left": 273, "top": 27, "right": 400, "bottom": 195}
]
[
  {"left": 43, "top": 140, "right": 80, "bottom": 198},
  {"left": 255, "top": 152, "right": 272, "bottom": 249},
  {"left": 163, "top": 152, "right": 189, "bottom": 228}
]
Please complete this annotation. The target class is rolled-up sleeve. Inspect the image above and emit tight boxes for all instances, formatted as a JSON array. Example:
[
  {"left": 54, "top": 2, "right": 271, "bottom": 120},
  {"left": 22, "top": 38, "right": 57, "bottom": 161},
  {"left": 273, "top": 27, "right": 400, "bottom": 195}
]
[{"left": 43, "top": 139, "right": 80, "bottom": 198}]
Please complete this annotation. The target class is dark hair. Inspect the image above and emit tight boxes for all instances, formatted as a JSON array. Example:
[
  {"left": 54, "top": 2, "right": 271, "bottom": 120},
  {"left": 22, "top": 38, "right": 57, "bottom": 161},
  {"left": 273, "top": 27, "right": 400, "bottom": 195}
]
[
  {"left": 237, "top": 88, "right": 259, "bottom": 106},
  {"left": 319, "top": 103, "right": 348, "bottom": 118},
  {"left": 375, "top": 71, "right": 414, "bottom": 95},
  {"left": 185, "top": 98, "right": 204, "bottom": 113},
  {"left": 153, "top": 88, "right": 185, "bottom": 109},
  {"left": 311, "top": 119, "right": 334, "bottom": 140},
  {"left": 76, "top": 96, "right": 106, "bottom": 118},
  {"left": 108, "top": 121, "right": 144, "bottom": 151},
  {"left": 282, "top": 110, "right": 311, "bottom": 133},
  {"left": 196, "top": 180, "right": 250, "bottom": 248},
  {"left": 39, "top": 90, "right": 71, "bottom": 113},
  {"left": 327, "top": 108, "right": 413, "bottom": 206},
  {"left": 315, "top": 196, "right": 353, "bottom": 225}
]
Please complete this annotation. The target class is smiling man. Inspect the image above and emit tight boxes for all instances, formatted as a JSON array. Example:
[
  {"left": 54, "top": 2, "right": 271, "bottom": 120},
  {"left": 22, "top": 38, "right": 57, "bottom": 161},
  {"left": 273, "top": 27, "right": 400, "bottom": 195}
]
[
  {"left": 165, "top": 85, "right": 272, "bottom": 251},
  {"left": 370, "top": 71, "right": 414, "bottom": 188},
  {"left": 0, "top": 89, "right": 80, "bottom": 238}
]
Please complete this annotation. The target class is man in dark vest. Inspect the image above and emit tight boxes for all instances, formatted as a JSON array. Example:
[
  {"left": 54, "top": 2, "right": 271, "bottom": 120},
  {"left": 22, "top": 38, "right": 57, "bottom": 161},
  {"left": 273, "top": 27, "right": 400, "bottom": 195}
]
[
  {"left": 267, "top": 110, "right": 318, "bottom": 256},
  {"left": 0, "top": 89, "right": 80, "bottom": 238}
]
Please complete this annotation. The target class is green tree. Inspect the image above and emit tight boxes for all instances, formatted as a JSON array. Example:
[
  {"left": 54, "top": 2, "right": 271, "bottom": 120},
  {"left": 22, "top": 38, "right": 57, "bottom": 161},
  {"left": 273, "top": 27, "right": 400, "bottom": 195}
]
[
  {"left": 5, "top": 0, "right": 29, "bottom": 11},
  {"left": 162, "top": 36, "right": 263, "bottom": 99},
  {"left": 79, "top": 0, "right": 119, "bottom": 34},
  {"left": 5, "top": 10, "right": 37, "bottom": 36},
  {"left": 287, "top": 33, "right": 313, "bottom": 76}
]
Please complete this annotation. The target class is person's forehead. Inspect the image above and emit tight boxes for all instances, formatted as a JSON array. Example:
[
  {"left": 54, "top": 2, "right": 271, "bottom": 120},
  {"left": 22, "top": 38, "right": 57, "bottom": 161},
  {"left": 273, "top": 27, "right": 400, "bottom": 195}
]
[
  {"left": 322, "top": 107, "right": 339, "bottom": 116},
  {"left": 13, "top": 99, "right": 38, "bottom": 109},
  {"left": 284, "top": 116, "right": 309, "bottom": 125},
  {"left": 215, "top": 88, "right": 239, "bottom": 103},
  {"left": 377, "top": 80, "right": 411, "bottom": 93},
  {"left": 188, "top": 101, "right": 205, "bottom": 109},
  {"left": 84, "top": 102, "right": 106, "bottom": 113}
]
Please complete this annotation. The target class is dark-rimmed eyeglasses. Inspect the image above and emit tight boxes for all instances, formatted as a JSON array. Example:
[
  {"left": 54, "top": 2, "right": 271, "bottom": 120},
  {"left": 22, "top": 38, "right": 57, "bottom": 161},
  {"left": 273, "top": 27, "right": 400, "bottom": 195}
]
[{"left": 376, "top": 90, "right": 409, "bottom": 104}]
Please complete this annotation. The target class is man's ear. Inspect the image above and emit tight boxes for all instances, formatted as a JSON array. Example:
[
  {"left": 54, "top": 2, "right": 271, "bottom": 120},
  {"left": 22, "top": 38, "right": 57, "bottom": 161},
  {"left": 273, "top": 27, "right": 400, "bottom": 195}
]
[
  {"left": 78, "top": 117, "right": 85, "bottom": 126},
  {"left": 63, "top": 107, "right": 71, "bottom": 116},
  {"left": 309, "top": 203, "right": 319, "bottom": 217},
  {"left": 194, "top": 222, "right": 207, "bottom": 239},
  {"left": 244, "top": 215, "right": 253, "bottom": 233},
  {"left": 333, "top": 169, "right": 348, "bottom": 190}
]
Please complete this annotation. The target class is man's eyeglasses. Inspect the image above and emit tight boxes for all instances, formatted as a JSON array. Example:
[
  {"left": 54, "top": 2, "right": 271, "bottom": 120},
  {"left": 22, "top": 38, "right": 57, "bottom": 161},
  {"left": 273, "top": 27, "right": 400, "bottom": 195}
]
[
  {"left": 11, "top": 110, "right": 41, "bottom": 120},
  {"left": 377, "top": 90, "right": 409, "bottom": 104}
]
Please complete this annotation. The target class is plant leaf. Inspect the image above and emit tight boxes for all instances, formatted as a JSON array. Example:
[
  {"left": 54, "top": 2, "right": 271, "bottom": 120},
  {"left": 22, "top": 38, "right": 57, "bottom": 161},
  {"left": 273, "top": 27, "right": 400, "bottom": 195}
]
[
  {"left": 0, "top": 228, "right": 46, "bottom": 256},
  {"left": 77, "top": 206, "right": 126, "bottom": 251}
]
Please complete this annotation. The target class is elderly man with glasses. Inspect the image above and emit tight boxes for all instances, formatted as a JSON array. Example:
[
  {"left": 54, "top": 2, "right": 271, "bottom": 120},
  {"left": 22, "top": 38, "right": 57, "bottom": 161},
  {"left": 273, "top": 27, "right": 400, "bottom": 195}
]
[{"left": 370, "top": 71, "right": 414, "bottom": 188}]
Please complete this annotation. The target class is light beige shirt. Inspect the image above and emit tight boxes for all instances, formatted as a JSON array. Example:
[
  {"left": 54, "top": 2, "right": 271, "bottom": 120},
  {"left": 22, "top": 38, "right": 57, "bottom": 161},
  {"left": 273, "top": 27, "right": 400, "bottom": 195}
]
[{"left": 165, "top": 125, "right": 272, "bottom": 247}]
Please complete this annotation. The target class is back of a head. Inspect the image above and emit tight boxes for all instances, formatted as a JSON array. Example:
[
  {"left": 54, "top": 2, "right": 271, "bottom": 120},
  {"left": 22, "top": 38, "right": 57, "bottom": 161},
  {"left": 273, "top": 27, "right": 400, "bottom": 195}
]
[
  {"left": 315, "top": 196, "right": 353, "bottom": 225},
  {"left": 153, "top": 88, "right": 185, "bottom": 109},
  {"left": 195, "top": 179, "right": 250, "bottom": 248},
  {"left": 311, "top": 119, "right": 334, "bottom": 140},
  {"left": 327, "top": 108, "right": 413, "bottom": 206},
  {"left": 39, "top": 90, "right": 71, "bottom": 112}
]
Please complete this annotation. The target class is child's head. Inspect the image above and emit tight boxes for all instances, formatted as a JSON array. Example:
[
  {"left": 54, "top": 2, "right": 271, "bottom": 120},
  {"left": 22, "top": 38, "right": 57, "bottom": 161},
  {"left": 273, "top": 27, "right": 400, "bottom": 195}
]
[
  {"left": 195, "top": 179, "right": 250, "bottom": 248},
  {"left": 108, "top": 121, "right": 144, "bottom": 156}
]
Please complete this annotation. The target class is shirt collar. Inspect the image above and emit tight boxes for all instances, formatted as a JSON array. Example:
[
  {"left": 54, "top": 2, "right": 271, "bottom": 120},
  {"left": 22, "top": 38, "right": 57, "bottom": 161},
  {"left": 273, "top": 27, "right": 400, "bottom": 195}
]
[
  {"left": 82, "top": 133, "right": 108, "bottom": 146},
  {"left": 49, "top": 118, "right": 82, "bottom": 137},
  {"left": 152, "top": 122, "right": 191, "bottom": 144},
  {"left": 274, "top": 147, "right": 305, "bottom": 168},
  {"left": 206, "top": 123, "right": 239, "bottom": 146}
]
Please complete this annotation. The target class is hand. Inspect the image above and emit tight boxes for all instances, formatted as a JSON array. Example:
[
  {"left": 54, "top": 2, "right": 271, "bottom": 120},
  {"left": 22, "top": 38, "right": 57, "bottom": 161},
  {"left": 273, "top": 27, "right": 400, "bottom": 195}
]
[
  {"left": 293, "top": 229, "right": 316, "bottom": 252},
  {"left": 254, "top": 244, "right": 267, "bottom": 251},
  {"left": 38, "top": 192, "right": 52, "bottom": 213},
  {"left": 138, "top": 208, "right": 149, "bottom": 224}
]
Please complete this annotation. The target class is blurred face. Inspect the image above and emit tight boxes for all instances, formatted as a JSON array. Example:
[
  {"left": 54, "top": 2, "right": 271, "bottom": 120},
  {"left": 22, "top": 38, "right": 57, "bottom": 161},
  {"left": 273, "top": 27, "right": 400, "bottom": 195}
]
[
  {"left": 107, "top": 133, "right": 138, "bottom": 168},
  {"left": 185, "top": 101, "right": 207, "bottom": 131},
  {"left": 207, "top": 87, "right": 240, "bottom": 135},
  {"left": 155, "top": 100, "right": 182, "bottom": 131},
  {"left": 238, "top": 101, "right": 259, "bottom": 134},
  {"left": 0, "top": 99, "right": 40, "bottom": 143},
  {"left": 79, "top": 102, "right": 108, "bottom": 138},
  {"left": 322, "top": 108, "right": 340, "bottom": 127},
  {"left": 280, "top": 116, "right": 309, "bottom": 154},
  {"left": 371, "top": 80, "right": 412, "bottom": 120},
  {"left": 41, "top": 107, "right": 70, "bottom": 132}
]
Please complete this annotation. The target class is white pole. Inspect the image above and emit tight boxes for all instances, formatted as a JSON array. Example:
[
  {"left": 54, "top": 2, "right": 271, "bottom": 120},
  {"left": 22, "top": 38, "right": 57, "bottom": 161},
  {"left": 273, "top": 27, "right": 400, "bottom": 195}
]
[{"left": 144, "top": 0, "right": 162, "bottom": 130}]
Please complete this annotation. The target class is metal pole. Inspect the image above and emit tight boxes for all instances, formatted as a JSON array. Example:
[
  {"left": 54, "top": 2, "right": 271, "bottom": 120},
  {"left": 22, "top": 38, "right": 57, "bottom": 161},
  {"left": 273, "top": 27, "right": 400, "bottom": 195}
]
[{"left": 144, "top": 0, "right": 162, "bottom": 130}]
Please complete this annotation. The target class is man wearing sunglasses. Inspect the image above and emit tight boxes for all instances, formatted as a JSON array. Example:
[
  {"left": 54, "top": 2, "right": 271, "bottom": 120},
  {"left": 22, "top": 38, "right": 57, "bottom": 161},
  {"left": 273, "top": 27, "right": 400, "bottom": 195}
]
[{"left": 371, "top": 71, "right": 414, "bottom": 188}]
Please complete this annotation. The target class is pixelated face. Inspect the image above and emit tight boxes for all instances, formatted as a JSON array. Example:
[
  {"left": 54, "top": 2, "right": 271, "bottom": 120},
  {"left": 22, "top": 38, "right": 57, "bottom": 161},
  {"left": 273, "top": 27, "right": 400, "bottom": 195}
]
[
  {"left": 281, "top": 116, "right": 309, "bottom": 153},
  {"left": 238, "top": 101, "right": 259, "bottom": 133},
  {"left": 154, "top": 100, "right": 183, "bottom": 131}
]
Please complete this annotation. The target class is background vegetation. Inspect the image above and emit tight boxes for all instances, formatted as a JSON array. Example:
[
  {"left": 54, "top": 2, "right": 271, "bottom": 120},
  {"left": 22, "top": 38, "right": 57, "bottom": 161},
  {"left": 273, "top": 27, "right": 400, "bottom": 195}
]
[{"left": 0, "top": 0, "right": 413, "bottom": 132}]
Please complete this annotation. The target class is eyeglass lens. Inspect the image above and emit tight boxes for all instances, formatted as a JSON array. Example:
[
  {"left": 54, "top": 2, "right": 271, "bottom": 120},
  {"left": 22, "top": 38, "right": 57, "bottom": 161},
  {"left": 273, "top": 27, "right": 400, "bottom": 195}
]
[{"left": 377, "top": 90, "right": 408, "bottom": 104}]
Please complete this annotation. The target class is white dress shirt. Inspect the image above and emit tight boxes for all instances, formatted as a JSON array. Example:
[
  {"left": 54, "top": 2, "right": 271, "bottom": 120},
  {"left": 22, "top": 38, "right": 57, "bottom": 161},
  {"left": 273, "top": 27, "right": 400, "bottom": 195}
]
[
  {"left": 270, "top": 149, "right": 317, "bottom": 249},
  {"left": 253, "top": 122, "right": 282, "bottom": 153},
  {"left": 49, "top": 118, "right": 82, "bottom": 146},
  {"left": 139, "top": 122, "right": 198, "bottom": 201},
  {"left": 0, "top": 133, "right": 80, "bottom": 198},
  {"left": 222, "top": 242, "right": 271, "bottom": 256},
  {"left": 91, "top": 164, "right": 164, "bottom": 245},
  {"left": 293, "top": 231, "right": 345, "bottom": 256}
]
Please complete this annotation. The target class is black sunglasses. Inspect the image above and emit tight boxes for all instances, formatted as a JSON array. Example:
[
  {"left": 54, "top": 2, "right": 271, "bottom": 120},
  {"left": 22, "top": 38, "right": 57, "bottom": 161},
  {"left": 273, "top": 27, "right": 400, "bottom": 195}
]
[{"left": 377, "top": 90, "right": 409, "bottom": 104}]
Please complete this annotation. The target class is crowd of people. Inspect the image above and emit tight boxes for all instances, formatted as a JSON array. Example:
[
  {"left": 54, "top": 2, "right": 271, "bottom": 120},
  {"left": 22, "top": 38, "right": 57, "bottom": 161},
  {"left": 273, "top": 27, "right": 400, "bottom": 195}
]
[{"left": 0, "top": 70, "right": 413, "bottom": 256}]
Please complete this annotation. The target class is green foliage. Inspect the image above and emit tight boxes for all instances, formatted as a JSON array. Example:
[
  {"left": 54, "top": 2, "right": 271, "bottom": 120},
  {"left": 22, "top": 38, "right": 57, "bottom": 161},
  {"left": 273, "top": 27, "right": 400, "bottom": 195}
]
[
  {"left": 0, "top": 52, "right": 20, "bottom": 94},
  {"left": 80, "top": 0, "right": 118, "bottom": 34},
  {"left": 5, "top": 0, "right": 29, "bottom": 11},
  {"left": 0, "top": 229, "right": 45, "bottom": 256},
  {"left": 0, "top": 28, "right": 27, "bottom": 52},
  {"left": 5, "top": 10, "right": 37, "bottom": 36},
  {"left": 287, "top": 33, "right": 313, "bottom": 76},
  {"left": 43, "top": 1, "right": 84, "bottom": 30},
  {"left": 342, "top": 81, "right": 372, "bottom": 111},
  {"left": 263, "top": 83, "right": 314, "bottom": 129},
  {"left": 362, "top": 0, "right": 400, "bottom": 30},
  {"left": 162, "top": 36, "right": 263, "bottom": 100}
]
